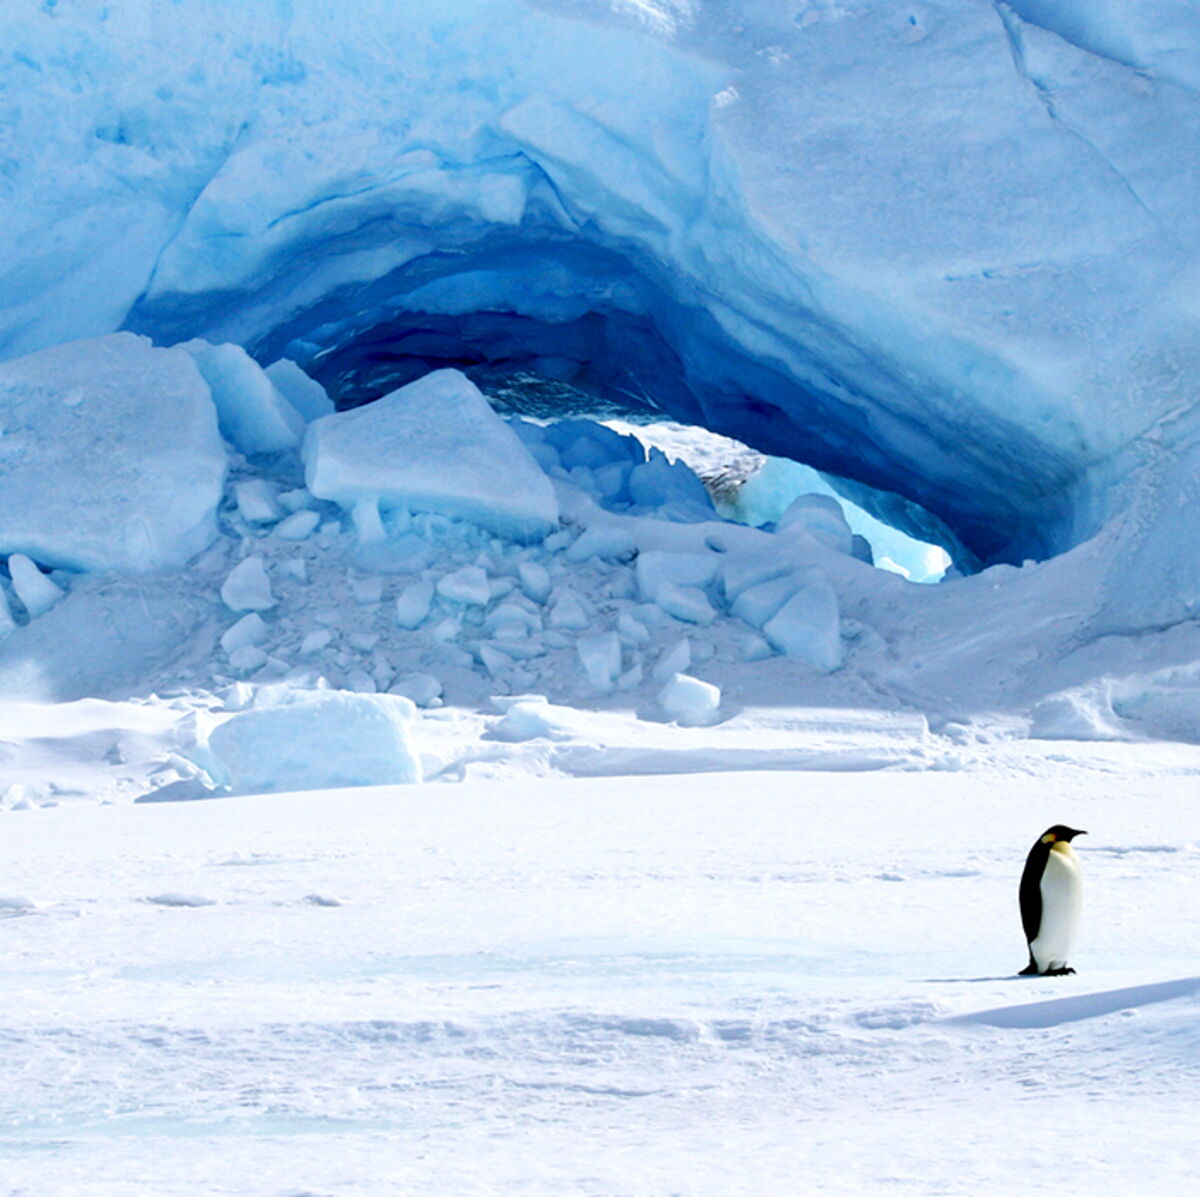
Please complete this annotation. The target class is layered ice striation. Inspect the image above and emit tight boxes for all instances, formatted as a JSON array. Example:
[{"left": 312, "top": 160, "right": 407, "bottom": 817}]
[{"left": 1, "top": 1, "right": 1199, "bottom": 623}]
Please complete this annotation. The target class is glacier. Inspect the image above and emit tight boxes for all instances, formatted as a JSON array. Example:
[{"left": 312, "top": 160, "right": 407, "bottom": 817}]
[{"left": 2, "top": 0, "right": 1198, "bottom": 601}]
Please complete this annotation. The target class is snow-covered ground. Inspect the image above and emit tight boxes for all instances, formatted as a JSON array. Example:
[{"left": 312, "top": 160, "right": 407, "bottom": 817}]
[{"left": 3, "top": 756, "right": 1199, "bottom": 1195}]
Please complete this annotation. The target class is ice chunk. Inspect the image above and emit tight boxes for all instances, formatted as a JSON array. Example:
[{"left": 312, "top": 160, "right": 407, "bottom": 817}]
[
  {"left": 577, "top": 632, "right": 622, "bottom": 692},
  {"left": 0, "top": 334, "right": 225, "bottom": 573},
  {"left": 655, "top": 581, "right": 716, "bottom": 626},
  {"left": 636, "top": 550, "right": 719, "bottom": 603},
  {"left": 352, "top": 498, "right": 386, "bottom": 545},
  {"left": 227, "top": 645, "right": 268, "bottom": 675},
  {"left": 275, "top": 510, "right": 321, "bottom": 541},
  {"left": 484, "top": 602, "right": 541, "bottom": 637},
  {"left": 207, "top": 690, "right": 421, "bottom": 794},
  {"left": 776, "top": 493, "right": 853, "bottom": 555},
  {"left": 628, "top": 448, "right": 714, "bottom": 518},
  {"left": 544, "top": 419, "right": 644, "bottom": 469},
  {"left": 280, "top": 557, "right": 308, "bottom": 582},
  {"left": 304, "top": 369, "right": 558, "bottom": 543},
  {"left": 235, "top": 480, "right": 282, "bottom": 524},
  {"left": 739, "top": 632, "right": 773, "bottom": 661},
  {"left": 299, "top": 629, "right": 333, "bottom": 655},
  {"left": 762, "top": 572, "right": 842, "bottom": 672},
  {"left": 181, "top": 340, "right": 305, "bottom": 454},
  {"left": 220, "top": 556, "right": 275, "bottom": 612},
  {"left": 653, "top": 638, "right": 692, "bottom": 683},
  {"left": 437, "top": 566, "right": 491, "bottom": 607},
  {"left": 658, "top": 672, "right": 721, "bottom": 726},
  {"left": 731, "top": 574, "right": 799, "bottom": 630},
  {"left": 549, "top": 590, "right": 591, "bottom": 630},
  {"left": 390, "top": 672, "right": 442, "bottom": 708},
  {"left": 489, "top": 699, "right": 571, "bottom": 743},
  {"left": 518, "top": 561, "right": 552, "bottom": 603},
  {"left": 220, "top": 612, "right": 267, "bottom": 656},
  {"left": 263, "top": 359, "right": 335, "bottom": 422},
  {"left": 617, "top": 611, "right": 649, "bottom": 644},
  {"left": 394, "top": 579, "right": 435, "bottom": 628},
  {"left": 850, "top": 534, "right": 874, "bottom": 565},
  {"left": 565, "top": 525, "right": 638, "bottom": 562},
  {"left": 8, "top": 554, "right": 65, "bottom": 618},
  {"left": 278, "top": 489, "right": 314, "bottom": 513}
]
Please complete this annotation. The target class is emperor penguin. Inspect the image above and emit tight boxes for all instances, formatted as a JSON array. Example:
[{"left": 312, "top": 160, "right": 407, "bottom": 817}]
[{"left": 1018, "top": 825, "right": 1086, "bottom": 976}]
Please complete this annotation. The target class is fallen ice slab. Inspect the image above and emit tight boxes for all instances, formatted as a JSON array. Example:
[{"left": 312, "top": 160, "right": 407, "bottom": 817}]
[
  {"left": 181, "top": 340, "right": 305, "bottom": 454},
  {"left": 305, "top": 369, "right": 558, "bottom": 543},
  {"left": 206, "top": 690, "right": 422, "bottom": 795},
  {"left": 0, "top": 333, "right": 226, "bottom": 573}
]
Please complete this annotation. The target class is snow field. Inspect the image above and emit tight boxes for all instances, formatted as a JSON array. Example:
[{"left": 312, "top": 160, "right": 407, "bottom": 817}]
[{"left": 1, "top": 767, "right": 1198, "bottom": 1195}]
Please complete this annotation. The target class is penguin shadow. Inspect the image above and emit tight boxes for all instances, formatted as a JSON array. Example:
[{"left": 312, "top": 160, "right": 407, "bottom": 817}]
[{"left": 919, "top": 974, "right": 1046, "bottom": 984}]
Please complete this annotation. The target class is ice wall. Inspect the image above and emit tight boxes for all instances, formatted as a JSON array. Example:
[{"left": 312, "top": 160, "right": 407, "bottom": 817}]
[{"left": 2, "top": 0, "right": 1199, "bottom": 619}]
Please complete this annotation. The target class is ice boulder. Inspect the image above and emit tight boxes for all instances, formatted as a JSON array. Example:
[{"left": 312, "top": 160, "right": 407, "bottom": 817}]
[
  {"left": 8, "top": 554, "right": 65, "bottom": 618},
  {"left": 221, "top": 556, "right": 275, "bottom": 612},
  {"left": 181, "top": 340, "right": 305, "bottom": 455},
  {"left": 628, "top": 448, "right": 714, "bottom": 520},
  {"left": 636, "top": 550, "right": 720, "bottom": 603},
  {"left": 206, "top": 690, "right": 422, "bottom": 795},
  {"left": 658, "top": 672, "right": 721, "bottom": 726},
  {"left": 577, "top": 631, "right": 622, "bottom": 692},
  {"left": 776, "top": 494, "right": 854, "bottom": 556},
  {"left": 263, "top": 359, "right": 335, "bottom": 423},
  {"left": 0, "top": 333, "right": 226, "bottom": 573},
  {"left": 762, "top": 570, "right": 843, "bottom": 672},
  {"left": 304, "top": 370, "right": 558, "bottom": 544}
]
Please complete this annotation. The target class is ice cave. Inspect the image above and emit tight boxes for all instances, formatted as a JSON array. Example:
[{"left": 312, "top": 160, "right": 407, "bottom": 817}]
[{"left": 2, "top": 0, "right": 1200, "bottom": 722}]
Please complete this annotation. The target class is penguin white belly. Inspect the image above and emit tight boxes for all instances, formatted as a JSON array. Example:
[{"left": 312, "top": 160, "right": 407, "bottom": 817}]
[{"left": 1030, "top": 843, "right": 1082, "bottom": 971}]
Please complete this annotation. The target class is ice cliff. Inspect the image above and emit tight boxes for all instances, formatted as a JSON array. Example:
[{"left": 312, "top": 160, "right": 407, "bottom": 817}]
[{"left": 2, "top": 0, "right": 1199, "bottom": 626}]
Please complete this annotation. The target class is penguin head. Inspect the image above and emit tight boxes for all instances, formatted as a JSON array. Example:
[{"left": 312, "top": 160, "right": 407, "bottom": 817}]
[{"left": 1039, "top": 825, "right": 1087, "bottom": 844}]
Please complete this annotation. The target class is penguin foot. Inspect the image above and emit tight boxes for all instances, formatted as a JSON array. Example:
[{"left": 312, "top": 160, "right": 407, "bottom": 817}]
[
  {"left": 1043, "top": 966, "right": 1076, "bottom": 976},
  {"left": 1018, "top": 958, "right": 1039, "bottom": 976}
]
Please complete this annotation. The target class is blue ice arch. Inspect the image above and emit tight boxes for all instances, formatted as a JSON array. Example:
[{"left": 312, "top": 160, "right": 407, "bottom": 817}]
[{"left": 3, "top": 0, "right": 1200, "bottom": 624}]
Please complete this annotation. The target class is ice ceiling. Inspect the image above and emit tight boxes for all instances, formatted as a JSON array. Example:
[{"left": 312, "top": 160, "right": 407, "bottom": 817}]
[{"left": 3, "top": 0, "right": 1200, "bottom": 597}]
